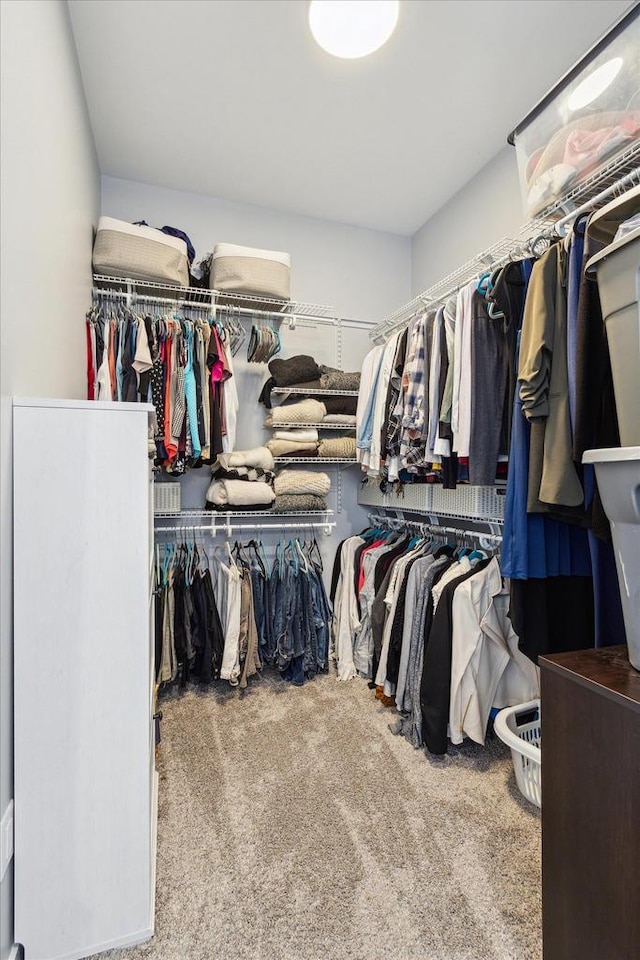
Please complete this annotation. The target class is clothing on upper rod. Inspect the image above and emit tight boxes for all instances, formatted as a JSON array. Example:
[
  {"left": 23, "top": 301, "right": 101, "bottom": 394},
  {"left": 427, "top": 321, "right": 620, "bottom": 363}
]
[
  {"left": 356, "top": 191, "right": 632, "bottom": 657},
  {"left": 87, "top": 293, "right": 240, "bottom": 473},
  {"left": 330, "top": 520, "right": 539, "bottom": 755}
]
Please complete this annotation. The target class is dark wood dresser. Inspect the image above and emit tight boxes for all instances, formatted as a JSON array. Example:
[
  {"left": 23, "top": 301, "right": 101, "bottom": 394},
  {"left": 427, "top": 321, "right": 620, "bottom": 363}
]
[{"left": 539, "top": 646, "right": 640, "bottom": 960}]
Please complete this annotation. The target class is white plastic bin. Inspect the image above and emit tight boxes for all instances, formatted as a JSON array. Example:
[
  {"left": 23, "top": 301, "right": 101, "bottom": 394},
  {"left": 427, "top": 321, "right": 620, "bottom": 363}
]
[
  {"left": 494, "top": 700, "right": 542, "bottom": 808},
  {"left": 583, "top": 447, "right": 640, "bottom": 669},
  {"left": 585, "top": 185, "right": 640, "bottom": 447}
]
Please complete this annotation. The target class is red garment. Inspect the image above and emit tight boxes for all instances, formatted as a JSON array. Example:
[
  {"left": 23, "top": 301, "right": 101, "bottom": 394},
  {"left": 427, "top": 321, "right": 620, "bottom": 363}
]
[{"left": 358, "top": 539, "right": 385, "bottom": 594}]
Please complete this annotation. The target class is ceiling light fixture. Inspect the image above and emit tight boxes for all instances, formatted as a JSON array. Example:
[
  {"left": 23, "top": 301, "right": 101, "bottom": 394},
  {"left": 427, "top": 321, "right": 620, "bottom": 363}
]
[
  {"left": 567, "top": 56, "right": 623, "bottom": 111},
  {"left": 308, "top": 0, "right": 399, "bottom": 60}
]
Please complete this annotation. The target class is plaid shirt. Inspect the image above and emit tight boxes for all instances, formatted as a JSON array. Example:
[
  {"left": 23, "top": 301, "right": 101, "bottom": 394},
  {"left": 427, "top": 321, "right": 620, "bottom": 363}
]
[{"left": 400, "top": 312, "right": 428, "bottom": 468}]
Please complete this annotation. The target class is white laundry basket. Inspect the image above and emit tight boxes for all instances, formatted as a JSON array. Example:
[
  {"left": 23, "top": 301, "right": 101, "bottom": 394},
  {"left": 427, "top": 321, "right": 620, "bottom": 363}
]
[{"left": 494, "top": 699, "right": 541, "bottom": 808}]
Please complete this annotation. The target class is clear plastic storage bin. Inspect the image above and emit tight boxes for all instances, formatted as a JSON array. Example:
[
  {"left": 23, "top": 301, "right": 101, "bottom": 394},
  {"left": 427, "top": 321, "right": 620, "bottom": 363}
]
[{"left": 509, "top": 8, "right": 640, "bottom": 218}]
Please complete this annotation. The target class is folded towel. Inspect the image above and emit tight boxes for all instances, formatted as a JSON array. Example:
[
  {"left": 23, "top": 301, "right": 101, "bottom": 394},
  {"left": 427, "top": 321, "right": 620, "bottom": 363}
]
[
  {"left": 319, "top": 366, "right": 361, "bottom": 391},
  {"left": 273, "top": 493, "right": 328, "bottom": 513},
  {"left": 322, "top": 414, "right": 357, "bottom": 425},
  {"left": 210, "top": 464, "right": 275, "bottom": 485},
  {"left": 269, "top": 355, "right": 321, "bottom": 387},
  {"left": 205, "top": 478, "right": 276, "bottom": 507},
  {"left": 318, "top": 436, "right": 357, "bottom": 459},
  {"left": 217, "top": 446, "right": 274, "bottom": 471},
  {"left": 274, "top": 470, "right": 331, "bottom": 496},
  {"left": 265, "top": 399, "right": 326, "bottom": 425},
  {"left": 267, "top": 438, "right": 320, "bottom": 457},
  {"left": 272, "top": 428, "right": 319, "bottom": 443},
  {"left": 322, "top": 395, "right": 358, "bottom": 416}
]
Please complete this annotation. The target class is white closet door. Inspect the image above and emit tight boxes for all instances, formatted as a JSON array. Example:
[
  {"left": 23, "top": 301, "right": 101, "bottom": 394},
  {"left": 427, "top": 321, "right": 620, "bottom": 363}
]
[{"left": 13, "top": 399, "right": 155, "bottom": 960}]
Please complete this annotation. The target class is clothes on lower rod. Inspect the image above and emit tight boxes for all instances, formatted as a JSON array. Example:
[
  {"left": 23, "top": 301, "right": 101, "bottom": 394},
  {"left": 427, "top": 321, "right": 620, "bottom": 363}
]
[
  {"left": 331, "top": 528, "right": 540, "bottom": 754},
  {"left": 155, "top": 537, "right": 333, "bottom": 691}
]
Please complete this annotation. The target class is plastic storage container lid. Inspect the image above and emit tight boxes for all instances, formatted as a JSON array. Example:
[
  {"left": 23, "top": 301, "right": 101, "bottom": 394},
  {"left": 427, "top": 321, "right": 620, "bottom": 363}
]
[
  {"left": 585, "top": 184, "right": 640, "bottom": 274},
  {"left": 583, "top": 446, "right": 640, "bottom": 464}
]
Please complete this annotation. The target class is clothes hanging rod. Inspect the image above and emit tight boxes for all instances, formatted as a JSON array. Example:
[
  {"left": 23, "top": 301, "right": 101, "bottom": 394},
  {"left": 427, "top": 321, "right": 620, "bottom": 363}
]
[
  {"left": 551, "top": 166, "right": 640, "bottom": 235},
  {"left": 371, "top": 160, "right": 640, "bottom": 344},
  {"left": 271, "top": 387, "right": 360, "bottom": 398},
  {"left": 368, "top": 512, "right": 503, "bottom": 544},
  {"left": 155, "top": 520, "right": 336, "bottom": 536},
  {"left": 92, "top": 274, "right": 335, "bottom": 317},
  {"left": 267, "top": 422, "right": 356, "bottom": 430}
]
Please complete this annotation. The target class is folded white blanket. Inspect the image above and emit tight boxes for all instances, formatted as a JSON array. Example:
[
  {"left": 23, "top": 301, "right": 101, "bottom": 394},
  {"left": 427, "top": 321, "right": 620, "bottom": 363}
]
[
  {"left": 217, "top": 447, "right": 274, "bottom": 471},
  {"left": 266, "top": 399, "right": 326, "bottom": 425},
  {"left": 272, "top": 428, "right": 319, "bottom": 443},
  {"left": 274, "top": 470, "right": 331, "bottom": 496},
  {"left": 206, "top": 479, "right": 275, "bottom": 506}
]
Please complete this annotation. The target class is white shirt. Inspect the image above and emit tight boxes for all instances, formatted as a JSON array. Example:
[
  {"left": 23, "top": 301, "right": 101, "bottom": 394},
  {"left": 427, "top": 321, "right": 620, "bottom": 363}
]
[
  {"left": 452, "top": 281, "right": 475, "bottom": 458},
  {"left": 449, "top": 559, "right": 540, "bottom": 746},
  {"left": 368, "top": 334, "right": 399, "bottom": 476},
  {"left": 332, "top": 536, "right": 365, "bottom": 681},
  {"left": 356, "top": 345, "right": 384, "bottom": 468},
  {"left": 222, "top": 339, "right": 239, "bottom": 454}
]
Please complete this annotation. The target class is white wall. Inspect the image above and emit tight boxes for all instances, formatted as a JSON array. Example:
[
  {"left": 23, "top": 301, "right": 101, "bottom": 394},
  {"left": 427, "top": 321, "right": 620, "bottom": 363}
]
[
  {"left": 102, "top": 177, "right": 411, "bottom": 321},
  {"left": 411, "top": 146, "right": 523, "bottom": 295},
  {"left": 0, "top": 2, "right": 100, "bottom": 956}
]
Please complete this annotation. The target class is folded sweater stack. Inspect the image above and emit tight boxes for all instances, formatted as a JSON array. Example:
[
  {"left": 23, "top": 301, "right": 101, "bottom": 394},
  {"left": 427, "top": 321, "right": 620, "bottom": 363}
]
[
  {"left": 206, "top": 447, "right": 276, "bottom": 510},
  {"left": 259, "top": 355, "right": 361, "bottom": 409},
  {"left": 272, "top": 469, "right": 330, "bottom": 512}
]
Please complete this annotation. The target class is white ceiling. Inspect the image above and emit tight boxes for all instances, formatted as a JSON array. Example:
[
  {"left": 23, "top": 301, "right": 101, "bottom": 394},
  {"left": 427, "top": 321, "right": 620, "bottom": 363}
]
[{"left": 68, "top": 0, "right": 632, "bottom": 235}]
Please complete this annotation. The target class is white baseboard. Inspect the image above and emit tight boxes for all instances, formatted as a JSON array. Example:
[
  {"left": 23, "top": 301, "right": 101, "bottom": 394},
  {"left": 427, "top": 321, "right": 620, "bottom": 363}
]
[{"left": 8, "top": 942, "right": 21, "bottom": 960}]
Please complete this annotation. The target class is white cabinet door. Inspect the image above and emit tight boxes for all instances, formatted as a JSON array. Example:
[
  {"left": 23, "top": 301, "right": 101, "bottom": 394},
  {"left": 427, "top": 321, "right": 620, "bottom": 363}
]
[{"left": 13, "top": 399, "right": 155, "bottom": 960}]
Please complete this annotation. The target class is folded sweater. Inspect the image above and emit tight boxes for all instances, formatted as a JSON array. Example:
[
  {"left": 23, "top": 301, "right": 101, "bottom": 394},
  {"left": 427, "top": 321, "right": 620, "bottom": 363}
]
[
  {"left": 205, "top": 478, "right": 275, "bottom": 507},
  {"left": 319, "top": 366, "right": 361, "bottom": 391},
  {"left": 322, "top": 414, "right": 357, "bottom": 425},
  {"left": 318, "top": 436, "right": 357, "bottom": 459},
  {"left": 272, "top": 428, "right": 319, "bottom": 443},
  {"left": 265, "top": 399, "right": 326, "bottom": 425},
  {"left": 267, "top": 438, "right": 320, "bottom": 457},
  {"left": 270, "top": 355, "right": 321, "bottom": 386},
  {"left": 321, "top": 395, "right": 358, "bottom": 416},
  {"left": 273, "top": 493, "right": 327, "bottom": 513},
  {"left": 216, "top": 447, "right": 274, "bottom": 471},
  {"left": 210, "top": 464, "right": 275, "bottom": 485},
  {"left": 274, "top": 470, "right": 331, "bottom": 496}
]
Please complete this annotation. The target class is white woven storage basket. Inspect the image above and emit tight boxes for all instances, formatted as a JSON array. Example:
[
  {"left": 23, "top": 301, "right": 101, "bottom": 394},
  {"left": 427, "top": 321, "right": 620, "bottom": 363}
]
[
  {"left": 153, "top": 481, "right": 181, "bottom": 515},
  {"left": 494, "top": 699, "right": 542, "bottom": 807}
]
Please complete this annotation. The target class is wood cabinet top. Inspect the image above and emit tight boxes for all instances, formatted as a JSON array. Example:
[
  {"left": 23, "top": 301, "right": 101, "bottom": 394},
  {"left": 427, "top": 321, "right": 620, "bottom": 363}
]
[{"left": 540, "top": 646, "right": 640, "bottom": 714}]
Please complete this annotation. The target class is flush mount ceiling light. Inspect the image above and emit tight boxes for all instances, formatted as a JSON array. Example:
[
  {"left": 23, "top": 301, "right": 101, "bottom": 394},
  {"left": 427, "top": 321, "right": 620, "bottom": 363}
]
[
  {"left": 308, "top": 0, "right": 399, "bottom": 60},
  {"left": 567, "top": 56, "right": 623, "bottom": 111}
]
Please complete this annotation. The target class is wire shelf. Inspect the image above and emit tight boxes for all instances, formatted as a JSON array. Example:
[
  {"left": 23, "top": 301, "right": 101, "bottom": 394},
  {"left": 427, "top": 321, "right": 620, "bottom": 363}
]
[
  {"left": 529, "top": 141, "right": 640, "bottom": 228},
  {"left": 267, "top": 422, "right": 356, "bottom": 430},
  {"left": 271, "top": 387, "right": 360, "bottom": 398},
  {"left": 154, "top": 509, "right": 335, "bottom": 521},
  {"left": 371, "top": 156, "right": 640, "bottom": 343},
  {"left": 153, "top": 508, "right": 336, "bottom": 535},
  {"left": 274, "top": 457, "right": 358, "bottom": 464},
  {"left": 92, "top": 275, "right": 335, "bottom": 319}
]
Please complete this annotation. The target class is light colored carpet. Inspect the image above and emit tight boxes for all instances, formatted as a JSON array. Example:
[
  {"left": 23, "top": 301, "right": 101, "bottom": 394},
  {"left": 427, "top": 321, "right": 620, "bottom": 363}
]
[{"left": 97, "top": 671, "right": 542, "bottom": 960}]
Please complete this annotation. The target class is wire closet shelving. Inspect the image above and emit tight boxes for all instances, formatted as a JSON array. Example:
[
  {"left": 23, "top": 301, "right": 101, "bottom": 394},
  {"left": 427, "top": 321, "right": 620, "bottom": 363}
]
[
  {"left": 92, "top": 274, "right": 336, "bottom": 320},
  {"left": 270, "top": 387, "right": 360, "bottom": 398},
  {"left": 154, "top": 508, "right": 336, "bottom": 536},
  {"left": 371, "top": 145, "right": 640, "bottom": 343}
]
